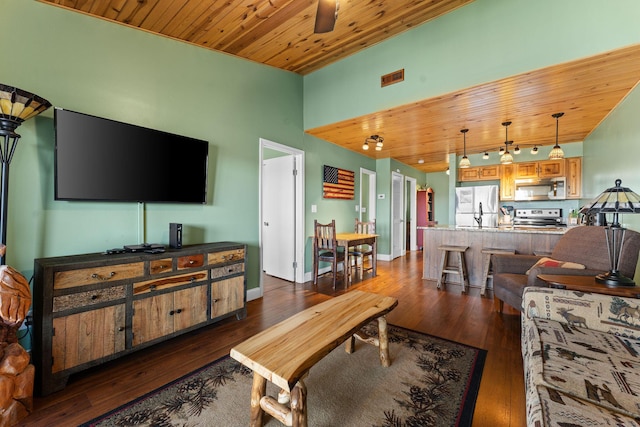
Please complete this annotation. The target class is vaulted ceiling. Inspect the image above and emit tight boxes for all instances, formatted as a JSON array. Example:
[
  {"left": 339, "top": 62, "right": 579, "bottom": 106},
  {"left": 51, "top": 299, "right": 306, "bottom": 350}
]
[{"left": 39, "top": 0, "right": 640, "bottom": 173}]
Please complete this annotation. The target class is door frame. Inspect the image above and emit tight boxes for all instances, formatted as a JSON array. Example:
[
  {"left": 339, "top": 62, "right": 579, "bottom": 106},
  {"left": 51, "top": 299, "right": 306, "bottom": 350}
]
[
  {"left": 405, "top": 176, "right": 417, "bottom": 251},
  {"left": 359, "top": 168, "right": 376, "bottom": 221},
  {"left": 258, "top": 138, "right": 305, "bottom": 299}
]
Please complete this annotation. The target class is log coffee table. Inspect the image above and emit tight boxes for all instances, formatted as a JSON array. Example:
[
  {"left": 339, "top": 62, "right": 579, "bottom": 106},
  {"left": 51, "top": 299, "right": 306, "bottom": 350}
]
[{"left": 230, "top": 290, "right": 398, "bottom": 427}]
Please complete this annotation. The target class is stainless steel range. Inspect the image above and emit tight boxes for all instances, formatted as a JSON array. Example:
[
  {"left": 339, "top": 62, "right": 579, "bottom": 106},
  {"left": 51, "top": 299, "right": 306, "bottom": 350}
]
[{"left": 513, "top": 208, "right": 564, "bottom": 228}]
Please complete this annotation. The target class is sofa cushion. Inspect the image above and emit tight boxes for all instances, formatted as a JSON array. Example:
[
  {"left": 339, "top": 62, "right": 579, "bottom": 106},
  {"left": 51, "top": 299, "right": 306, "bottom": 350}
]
[
  {"left": 527, "top": 383, "right": 640, "bottom": 427},
  {"left": 525, "top": 257, "right": 585, "bottom": 275}
]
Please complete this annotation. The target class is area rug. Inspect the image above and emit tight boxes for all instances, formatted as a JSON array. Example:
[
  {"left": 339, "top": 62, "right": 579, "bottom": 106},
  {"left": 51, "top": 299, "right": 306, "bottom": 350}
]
[{"left": 81, "top": 324, "right": 487, "bottom": 427}]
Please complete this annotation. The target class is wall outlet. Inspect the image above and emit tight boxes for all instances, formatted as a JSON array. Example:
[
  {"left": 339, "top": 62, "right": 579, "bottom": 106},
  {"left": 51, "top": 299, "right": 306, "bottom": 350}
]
[{"left": 311, "top": 204, "right": 317, "bottom": 213}]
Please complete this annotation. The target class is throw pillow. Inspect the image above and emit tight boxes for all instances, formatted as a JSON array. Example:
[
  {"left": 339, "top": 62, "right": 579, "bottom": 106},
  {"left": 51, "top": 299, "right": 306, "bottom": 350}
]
[{"left": 526, "top": 257, "right": 586, "bottom": 275}]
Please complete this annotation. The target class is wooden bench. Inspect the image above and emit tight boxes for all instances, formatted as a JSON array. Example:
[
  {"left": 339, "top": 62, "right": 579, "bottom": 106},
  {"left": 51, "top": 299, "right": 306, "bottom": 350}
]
[{"left": 230, "top": 290, "right": 398, "bottom": 427}]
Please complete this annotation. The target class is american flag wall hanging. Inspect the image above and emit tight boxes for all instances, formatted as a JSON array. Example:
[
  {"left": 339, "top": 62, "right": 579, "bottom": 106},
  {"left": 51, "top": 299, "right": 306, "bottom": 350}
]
[{"left": 323, "top": 165, "right": 355, "bottom": 199}]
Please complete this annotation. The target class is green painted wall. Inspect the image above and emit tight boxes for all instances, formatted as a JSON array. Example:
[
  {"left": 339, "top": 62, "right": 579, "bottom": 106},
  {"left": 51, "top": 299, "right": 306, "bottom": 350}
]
[
  {"left": 4, "top": 1, "right": 380, "bottom": 293},
  {"left": 304, "top": 0, "right": 640, "bottom": 130},
  {"left": 583, "top": 85, "right": 640, "bottom": 231},
  {"left": 6, "top": 0, "right": 640, "bottom": 301}
]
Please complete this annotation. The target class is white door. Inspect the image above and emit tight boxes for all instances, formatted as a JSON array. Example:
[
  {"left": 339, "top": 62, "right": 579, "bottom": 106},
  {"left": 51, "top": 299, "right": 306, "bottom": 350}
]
[
  {"left": 262, "top": 155, "right": 295, "bottom": 281},
  {"left": 391, "top": 172, "right": 404, "bottom": 259}
]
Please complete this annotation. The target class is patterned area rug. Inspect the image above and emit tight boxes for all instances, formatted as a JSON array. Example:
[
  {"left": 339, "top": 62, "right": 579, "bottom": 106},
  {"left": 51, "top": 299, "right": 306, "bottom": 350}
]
[{"left": 81, "top": 324, "right": 487, "bottom": 427}]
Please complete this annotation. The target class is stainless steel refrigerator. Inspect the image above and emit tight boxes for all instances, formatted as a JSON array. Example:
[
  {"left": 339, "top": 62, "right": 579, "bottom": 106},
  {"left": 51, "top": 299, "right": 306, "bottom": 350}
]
[{"left": 455, "top": 185, "right": 499, "bottom": 227}]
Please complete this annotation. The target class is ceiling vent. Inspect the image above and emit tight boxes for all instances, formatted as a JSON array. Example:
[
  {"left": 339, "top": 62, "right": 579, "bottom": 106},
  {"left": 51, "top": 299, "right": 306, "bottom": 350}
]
[{"left": 381, "top": 69, "right": 404, "bottom": 87}]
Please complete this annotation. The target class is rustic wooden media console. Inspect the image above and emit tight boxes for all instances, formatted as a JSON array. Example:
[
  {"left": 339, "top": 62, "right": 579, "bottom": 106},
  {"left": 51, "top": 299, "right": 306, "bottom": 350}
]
[{"left": 32, "top": 242, "right": 247, "bottom": 396}]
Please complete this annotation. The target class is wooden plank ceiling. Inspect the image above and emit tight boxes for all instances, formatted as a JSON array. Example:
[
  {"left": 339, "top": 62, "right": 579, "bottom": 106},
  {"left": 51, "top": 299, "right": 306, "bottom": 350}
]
[
  {"left": 307, "top": 44, "right": 640, "bottom": 172},
  {"left": 38, "top": 1, "right": 640, "bottom": 173}
]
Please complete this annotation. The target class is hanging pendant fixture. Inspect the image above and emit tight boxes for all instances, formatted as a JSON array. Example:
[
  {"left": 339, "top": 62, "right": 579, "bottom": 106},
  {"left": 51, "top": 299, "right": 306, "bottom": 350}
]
[
  {"left": 458, "top": 128, "right": 471, "bottom": 168},
  {"left": 500, "top": 121, "right": 514, "bottom": 164},
  {"left": 548, "top": 112, "right": 565, "bottom": 159}
]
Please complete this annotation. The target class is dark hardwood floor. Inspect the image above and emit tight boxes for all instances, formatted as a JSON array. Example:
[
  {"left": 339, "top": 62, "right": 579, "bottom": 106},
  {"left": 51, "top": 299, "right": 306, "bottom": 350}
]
[{"left": 21, "top": 251, "right": 525, "bottom": 426}]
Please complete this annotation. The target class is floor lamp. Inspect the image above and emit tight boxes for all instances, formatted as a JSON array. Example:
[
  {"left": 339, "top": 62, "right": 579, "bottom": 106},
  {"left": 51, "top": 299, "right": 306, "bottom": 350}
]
[
  {"left": 0, "top": 84, "right": 51, "bottom": 265},
  {"left": 579, "top": 179, "right": 640, "bottom": 286}
]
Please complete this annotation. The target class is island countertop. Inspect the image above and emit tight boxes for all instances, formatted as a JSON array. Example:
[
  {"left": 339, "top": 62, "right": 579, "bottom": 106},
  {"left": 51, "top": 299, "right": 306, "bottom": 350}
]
[
  {"left": 422, "top": 226, "right": 566, "bottom": 292},
  {"left": 417, "top": 225, "right": 568, "bottom": 234}
]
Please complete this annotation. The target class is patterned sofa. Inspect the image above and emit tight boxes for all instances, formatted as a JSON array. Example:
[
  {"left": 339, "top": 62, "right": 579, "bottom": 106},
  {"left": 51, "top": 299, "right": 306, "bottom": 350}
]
[{"left": 522, "top": 286, "right": 640, "bottom": 426}]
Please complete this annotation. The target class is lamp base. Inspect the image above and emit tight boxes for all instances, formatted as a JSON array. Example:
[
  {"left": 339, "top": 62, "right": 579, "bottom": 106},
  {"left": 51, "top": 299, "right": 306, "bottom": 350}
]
[{"left": 595, "top": 271, "right": 636, "bottom": 287}]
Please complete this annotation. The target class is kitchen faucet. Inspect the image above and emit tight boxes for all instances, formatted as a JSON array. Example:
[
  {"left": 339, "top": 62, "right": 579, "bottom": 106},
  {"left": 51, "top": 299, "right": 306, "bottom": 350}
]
[{"left": 474, "top": 202, "right": 483, "bottom": 228}]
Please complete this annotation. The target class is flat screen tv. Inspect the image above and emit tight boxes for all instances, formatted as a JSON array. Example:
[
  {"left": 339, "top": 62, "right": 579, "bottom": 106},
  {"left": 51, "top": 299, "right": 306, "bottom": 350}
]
[{"left": 54, "top": 108, "right": 209, "bottom": 204}]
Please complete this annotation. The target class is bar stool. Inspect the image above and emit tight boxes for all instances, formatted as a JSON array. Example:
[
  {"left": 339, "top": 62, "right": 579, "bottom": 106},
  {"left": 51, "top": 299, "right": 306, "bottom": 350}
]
[
  {"left": 436, "top": 245, "right": 469, "bottom": 293},
  {"left": 480, "top": 248, "right": 515, "bottom": 296}
]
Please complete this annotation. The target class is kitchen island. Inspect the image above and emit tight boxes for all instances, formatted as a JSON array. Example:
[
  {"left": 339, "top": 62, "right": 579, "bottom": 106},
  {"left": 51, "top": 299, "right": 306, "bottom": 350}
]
[{"left": 421, "top": 225, "right": 567, "bottom": 292}]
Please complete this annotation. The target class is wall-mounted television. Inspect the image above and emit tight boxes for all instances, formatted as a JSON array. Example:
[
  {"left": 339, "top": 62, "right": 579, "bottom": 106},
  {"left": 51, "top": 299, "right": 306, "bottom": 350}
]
[{"left": 54, "top": 108, "right": 209, "bottom": 204}]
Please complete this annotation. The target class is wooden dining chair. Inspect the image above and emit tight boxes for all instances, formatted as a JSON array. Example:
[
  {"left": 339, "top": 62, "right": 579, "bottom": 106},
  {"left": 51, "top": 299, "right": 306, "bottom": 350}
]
[
  {"left": 313, "top": 220, "right": 347, "bottom": 289},
  {"left": 352, "top": 218, "right": 376, "bottom": 277}
]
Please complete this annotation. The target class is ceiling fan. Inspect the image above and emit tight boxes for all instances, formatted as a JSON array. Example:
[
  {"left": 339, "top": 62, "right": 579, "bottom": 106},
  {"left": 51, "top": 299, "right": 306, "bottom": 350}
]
[{"left": 314, "top": 0, "right": 339, "bottom": 33}]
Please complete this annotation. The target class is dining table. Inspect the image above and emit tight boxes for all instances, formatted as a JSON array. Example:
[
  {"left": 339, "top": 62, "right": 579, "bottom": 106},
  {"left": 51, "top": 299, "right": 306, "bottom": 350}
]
[{"left": 335, "top": 232, "right": 378, "bottom": 279}]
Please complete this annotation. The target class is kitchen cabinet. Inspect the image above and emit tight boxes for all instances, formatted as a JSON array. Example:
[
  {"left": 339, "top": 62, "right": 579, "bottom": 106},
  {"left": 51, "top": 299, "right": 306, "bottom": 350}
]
[
  {"left": 500, "top": 164, "right": 515, "bottom": 200},
  {"left": 458, "top": 165, "right": 500, "bottom": 182},
  {"left": 515, "top": 159, "right": 564, "bottom": 179},
  {"left": 33, "top": 242, "right": 246, "bottom": 396},
  {"left": 566, "top": 157, "right": 582, "bottom": 198}
]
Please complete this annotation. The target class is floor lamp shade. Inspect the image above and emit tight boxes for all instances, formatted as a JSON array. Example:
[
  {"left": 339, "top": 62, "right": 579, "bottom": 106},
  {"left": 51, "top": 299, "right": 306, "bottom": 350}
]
[
  {"left": 579, "top": 179, "right": 640, "bottom": 286},
  {"left": 0, "top": 84, "right": 51, "bottom": 264}
]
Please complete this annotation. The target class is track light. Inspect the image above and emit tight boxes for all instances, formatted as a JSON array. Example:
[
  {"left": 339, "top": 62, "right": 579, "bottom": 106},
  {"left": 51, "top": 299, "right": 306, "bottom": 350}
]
[
  {"left": 363, "top": 135, "right": 384, "bottom": 151},
  {"left": 514, "top": 145, "right": 521, "bottom": 154},
  {"left": 482, "top": 152, "right": 489, "bottom": 160},
  {"left": 531, "top": 145, "right": 538, "bottom": 155}
]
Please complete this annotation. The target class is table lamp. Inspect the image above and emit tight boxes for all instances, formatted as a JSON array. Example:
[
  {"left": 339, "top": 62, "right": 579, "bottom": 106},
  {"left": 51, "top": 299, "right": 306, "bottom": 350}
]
[{"left": 579, "top": 179, "right": 640, "bottom": 286}]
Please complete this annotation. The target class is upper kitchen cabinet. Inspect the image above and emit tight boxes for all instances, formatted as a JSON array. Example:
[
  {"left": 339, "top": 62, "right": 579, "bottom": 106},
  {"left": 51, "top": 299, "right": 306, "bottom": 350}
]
[
  {"left": 458, "top": 165, "right": 501, "bottom": 182},
  {"left": 500, "top": 164, "right": 515, "bottom": 200},
  {"left": 514, "top": 159, "right": 565, "bottom": 179},
  {"left": 565, "top": 157, "right": 582, "bottom": 199}
]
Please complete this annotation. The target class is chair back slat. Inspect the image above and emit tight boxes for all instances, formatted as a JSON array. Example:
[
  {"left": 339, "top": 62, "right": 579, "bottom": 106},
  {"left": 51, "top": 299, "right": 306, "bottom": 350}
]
[
  {"left": 315, "top": 220, "right": 337, "bottom": 250},
  {"left": 355, "top": 219, "right": 376, "bottom": 234}
]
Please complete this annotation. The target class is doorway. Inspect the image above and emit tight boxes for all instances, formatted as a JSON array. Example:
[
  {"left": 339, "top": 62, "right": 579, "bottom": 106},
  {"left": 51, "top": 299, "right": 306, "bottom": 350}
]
[
  {"left": 405, "top": 176, "right": 417, "bottom": 251},
  {"left": 391, "top": 172, "right": 404, "bottom": 259},
  {"left": 359, "top": 168, "right": 376, "bottom": 222},
  {"left": 259, "top": 139, "right": 305, "bottom": 297}
]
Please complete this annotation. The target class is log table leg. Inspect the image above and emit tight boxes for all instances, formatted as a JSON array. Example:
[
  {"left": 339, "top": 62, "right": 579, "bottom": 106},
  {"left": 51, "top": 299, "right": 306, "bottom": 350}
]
[
  {"left": 250, "top": 373, "right": 267, "bottom": 427},
  {"left": 378, "top": 316, "right": 391, "bottom": 367},
  {"left": 290, "top": 378, "right": 308, "bottom": 427}
]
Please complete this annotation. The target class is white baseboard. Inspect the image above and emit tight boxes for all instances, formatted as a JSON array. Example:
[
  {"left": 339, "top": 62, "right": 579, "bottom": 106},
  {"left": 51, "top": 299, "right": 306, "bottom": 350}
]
[{"left": 247, "top": 286, "right": 262, "bottom": 301}]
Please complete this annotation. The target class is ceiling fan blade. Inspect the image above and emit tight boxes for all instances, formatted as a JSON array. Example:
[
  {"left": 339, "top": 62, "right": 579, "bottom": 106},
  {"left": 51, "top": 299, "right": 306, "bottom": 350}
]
[{"left": 314, "top": 0, "right": 338, "bottom": 33}]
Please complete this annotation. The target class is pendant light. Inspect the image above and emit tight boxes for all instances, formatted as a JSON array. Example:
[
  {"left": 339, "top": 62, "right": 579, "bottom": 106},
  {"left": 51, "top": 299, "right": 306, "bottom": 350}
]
[
  {"left": 548, "top": 112, "right": 565, "bottom": 159},
  {"left": 500, "top": 121, "right": 513, "bottom": 164},
  {"left": 459, "top": 128, "right": 471, "bottom": 168}
]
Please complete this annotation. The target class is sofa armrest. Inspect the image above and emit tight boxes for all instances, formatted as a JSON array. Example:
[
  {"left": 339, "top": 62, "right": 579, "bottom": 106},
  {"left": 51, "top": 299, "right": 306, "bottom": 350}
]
[
  {"left": 522, "top": 286, "right": 640, "bottom": 334},
  {"left": 492, "top": 254, "right": 541, "bottom": 275}
]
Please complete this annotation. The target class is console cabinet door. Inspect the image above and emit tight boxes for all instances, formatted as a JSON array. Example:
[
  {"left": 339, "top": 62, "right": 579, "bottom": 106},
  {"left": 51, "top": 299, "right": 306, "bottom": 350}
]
[
  {"left": 52, "top": 304, "right": 125, "bottom": 373},
  {"left": 211, "top": 276, "right": 244, "bottom": 318},
  {"left": 132, "top": 286, "right": 207, "bottom": 346},
  {"left": 173, "top": 286, "right": 208, "bottom": 331}
]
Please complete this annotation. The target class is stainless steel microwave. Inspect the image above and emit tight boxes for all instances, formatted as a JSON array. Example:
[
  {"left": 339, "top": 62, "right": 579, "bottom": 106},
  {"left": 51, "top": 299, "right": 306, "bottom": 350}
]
[{"left": 514, "top": 177, "right": 566, "bottom": 201}]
